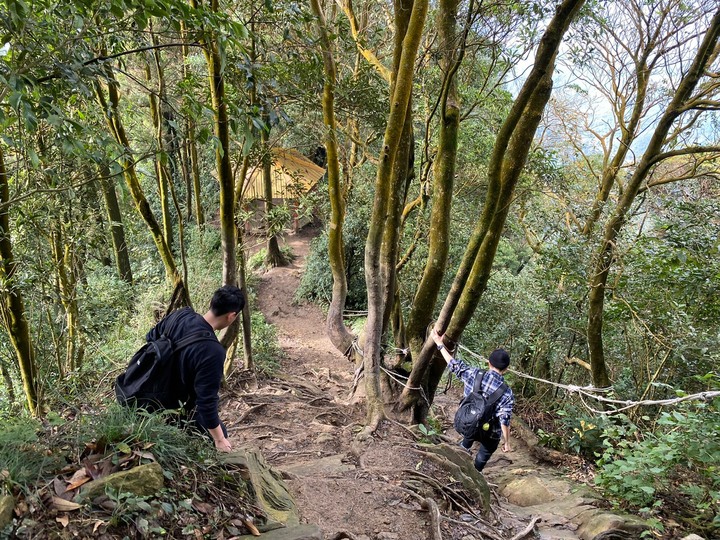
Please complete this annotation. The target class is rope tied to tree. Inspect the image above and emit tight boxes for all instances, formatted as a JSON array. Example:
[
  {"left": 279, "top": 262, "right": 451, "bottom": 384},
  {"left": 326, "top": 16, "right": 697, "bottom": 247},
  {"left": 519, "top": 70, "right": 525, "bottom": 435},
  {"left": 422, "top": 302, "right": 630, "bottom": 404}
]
[{"left": 455, "top": 343, "right": 720, "bottom": 415}]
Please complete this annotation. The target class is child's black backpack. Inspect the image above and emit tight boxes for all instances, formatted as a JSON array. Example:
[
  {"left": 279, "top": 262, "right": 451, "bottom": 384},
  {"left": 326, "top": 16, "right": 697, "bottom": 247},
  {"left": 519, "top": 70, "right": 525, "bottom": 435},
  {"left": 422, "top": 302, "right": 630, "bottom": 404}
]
[
  {"left": 453, "top": 370, "right": 508, "bottom": 439},
  {"left": 115, "top": 308, "right": 216, "bottom": 411}
]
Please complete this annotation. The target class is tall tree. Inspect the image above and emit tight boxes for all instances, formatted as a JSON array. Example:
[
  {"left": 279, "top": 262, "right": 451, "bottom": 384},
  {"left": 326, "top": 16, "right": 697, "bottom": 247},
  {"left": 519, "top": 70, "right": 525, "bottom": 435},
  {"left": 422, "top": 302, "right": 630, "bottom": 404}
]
[
  {"left": 188, "top": 0, "right": 241, "bottom": 287},
  {"left": 310, "top": 0, "right": 355, "bottom": 355},
  {"left": 94, "top": 63, "right": 191, "bottom": 306},
  {"left": 99, "top": 167, "right": 133, "bottom": 283},
  {"left": 402, "top": 0, "right": 587, "bottom": 420},
  {"left": 362, "top": 0, "right": 429, "bottom": 435},
  {"left": 0, "top": 146, "right": 40, "bottom": 415},
  {"left": 586, "top": 8, "right": 720, "bottom": 387}
]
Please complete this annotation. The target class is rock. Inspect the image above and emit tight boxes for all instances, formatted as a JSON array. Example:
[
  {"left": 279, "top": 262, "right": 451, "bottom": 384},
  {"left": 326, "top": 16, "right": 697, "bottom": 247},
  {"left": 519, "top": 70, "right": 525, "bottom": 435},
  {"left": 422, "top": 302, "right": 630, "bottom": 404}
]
[
  {"left": 220, "top": 448, "right": 300, "bottom": 527},
  {"left": 78, "top": 462, "right": 164, "bottom": 502},
  {"left": 236, "top": 524, "right": 322, "bottom": 540},
  {"left": 575, "top": 510, "right": 648, "bottom": 540},
  {"left": 680, "top": 536, "right": 706, "bottom": 540},
  {"left": 376, "top": 533, "right": 399, "bottom": 540},
  {"left": 0, "top": 495, "right": 14, "bottom": 529},
  {"left": 502, "top": 476, "right": 556, "bottom": 507}
]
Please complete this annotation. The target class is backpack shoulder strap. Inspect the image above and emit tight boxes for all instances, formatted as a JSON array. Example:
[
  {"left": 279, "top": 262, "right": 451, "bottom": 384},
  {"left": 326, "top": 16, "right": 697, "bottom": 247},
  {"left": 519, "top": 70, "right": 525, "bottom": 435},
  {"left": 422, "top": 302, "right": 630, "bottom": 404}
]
[
  {"left": 173, "top": 330, "right": 217, "bottom": 351},
  {"left": 486, "top": 380, "right": 508, "bottom": 407},
  {"left": 471, "top": 370, "right": 486, "bottom": 394}
]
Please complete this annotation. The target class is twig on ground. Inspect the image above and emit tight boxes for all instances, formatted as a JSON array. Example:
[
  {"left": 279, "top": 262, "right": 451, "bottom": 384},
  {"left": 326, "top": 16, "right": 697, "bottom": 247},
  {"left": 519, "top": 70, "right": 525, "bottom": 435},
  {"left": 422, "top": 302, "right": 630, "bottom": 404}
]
[
  {"left": 312, "top": 410, "right": 350, "bottom": 424},
  {"left": 510, "top": 516, "right": 541, "bottom": 540},
  {"left": 401, "top": 472, "right": 477, "bottom": 518},
  {"left": 421, "top": 498, "right": 443, "bottom": 540}
]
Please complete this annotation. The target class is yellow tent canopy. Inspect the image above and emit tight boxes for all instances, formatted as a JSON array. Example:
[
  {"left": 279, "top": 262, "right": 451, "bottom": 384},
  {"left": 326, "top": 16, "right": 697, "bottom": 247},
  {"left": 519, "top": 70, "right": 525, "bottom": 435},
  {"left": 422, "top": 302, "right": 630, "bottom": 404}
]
[{"left": 243, "top": 148, "right": 326, "bottom": 201}]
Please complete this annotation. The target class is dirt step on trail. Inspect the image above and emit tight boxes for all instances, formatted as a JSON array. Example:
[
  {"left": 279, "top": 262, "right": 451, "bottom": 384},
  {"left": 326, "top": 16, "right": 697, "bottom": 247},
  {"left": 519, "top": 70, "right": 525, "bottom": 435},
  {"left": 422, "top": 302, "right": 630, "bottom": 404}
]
[{"left": 225, "top": 228, "right": 641, "bottom": 540}]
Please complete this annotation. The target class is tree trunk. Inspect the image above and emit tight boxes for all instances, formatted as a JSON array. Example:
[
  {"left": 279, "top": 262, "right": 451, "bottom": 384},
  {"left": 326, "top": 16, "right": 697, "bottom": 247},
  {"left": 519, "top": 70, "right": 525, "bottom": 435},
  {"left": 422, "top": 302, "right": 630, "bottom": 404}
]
[
  {"left": 50, "top": 224, "right": 82, "bottom": 372},
  {"left": 0, "top": 356, "right": 15, "bottom": 405},
  {"left": 362, "top": 0, "right": 429, "bottom": 437},
  {"left": 405, "top": 0, "right": 463, "bottom": 359},
  {"left": 94, "top": 67, "right": 191, "bottom": 306},
  {"left": 587, "top": 9, "right": 720, "bottom": 388},
  {"left": 261, "top": 129, "right": 287, "bottom": 268},
  {"left": 0, "top": 145, "right": 39, "bottom": 415},
  {"left": 180, "top": 19, "right": 204, "bottom": 227},
  {"left": 310, "top": 0, "right": 355, "bottom": 355},
  {"left": 401, "top": 0, "right": 586, "bottom": 418},
  {"left": 145, "top": 52, "right": 174, "bottom": 251},
  {"left": 99, "top": 167, "right": 133, "bottom": 283}
]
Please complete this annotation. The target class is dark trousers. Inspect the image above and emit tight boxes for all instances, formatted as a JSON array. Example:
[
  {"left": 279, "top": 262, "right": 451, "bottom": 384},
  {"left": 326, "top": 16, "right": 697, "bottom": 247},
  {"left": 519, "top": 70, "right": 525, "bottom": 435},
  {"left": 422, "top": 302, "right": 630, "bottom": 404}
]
[{"left": 462, "top": 431, "right": 500, "bottom": 472}]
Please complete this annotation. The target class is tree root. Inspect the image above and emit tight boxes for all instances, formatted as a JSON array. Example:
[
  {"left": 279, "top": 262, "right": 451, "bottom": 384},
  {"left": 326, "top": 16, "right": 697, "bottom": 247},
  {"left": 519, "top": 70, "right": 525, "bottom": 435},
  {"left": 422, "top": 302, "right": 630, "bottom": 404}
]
[
  {"left": 510, "top": 516, "right": 541, "bottom": 540},
  {"left": 421, "top": 498, "right": 443, "bottom": 540},
  {"left": 236, "top": 404, "right": 267, "bottom": 424},
  {"left": 402, "top": 470, "right": 478, "bottom": 518}
]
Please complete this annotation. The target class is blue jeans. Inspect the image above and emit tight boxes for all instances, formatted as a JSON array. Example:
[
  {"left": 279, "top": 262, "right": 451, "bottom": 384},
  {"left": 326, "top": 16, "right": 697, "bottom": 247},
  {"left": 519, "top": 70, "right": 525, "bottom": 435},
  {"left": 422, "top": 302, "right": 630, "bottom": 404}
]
[{"left": 462, "top": 431, "right": 500, "bottom": 472}]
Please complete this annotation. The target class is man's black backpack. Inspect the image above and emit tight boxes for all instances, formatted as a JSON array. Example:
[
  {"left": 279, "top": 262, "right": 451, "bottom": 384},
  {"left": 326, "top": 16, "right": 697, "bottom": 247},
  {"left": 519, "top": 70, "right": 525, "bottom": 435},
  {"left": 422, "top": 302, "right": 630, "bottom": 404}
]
[
  {"left": 115, "top": 308, "right": 216, "bottom": 412},
  {"left": 453, "top": 370, "right": 508, "bottom": 439}
]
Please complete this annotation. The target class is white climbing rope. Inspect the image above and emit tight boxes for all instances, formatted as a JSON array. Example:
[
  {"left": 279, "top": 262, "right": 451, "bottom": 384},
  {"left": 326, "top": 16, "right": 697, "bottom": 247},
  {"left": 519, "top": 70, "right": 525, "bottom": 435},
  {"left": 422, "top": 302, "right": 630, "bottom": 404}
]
[{"left": 455, "top": 343, "right": 720, "bottom": 415}]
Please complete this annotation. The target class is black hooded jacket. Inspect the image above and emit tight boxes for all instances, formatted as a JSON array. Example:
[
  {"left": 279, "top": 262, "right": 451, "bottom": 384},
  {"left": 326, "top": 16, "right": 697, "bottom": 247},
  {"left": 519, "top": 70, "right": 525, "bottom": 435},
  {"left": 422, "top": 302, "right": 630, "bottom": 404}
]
[{"left": 146, "top": 307, "right": 226, "bottom": 430}]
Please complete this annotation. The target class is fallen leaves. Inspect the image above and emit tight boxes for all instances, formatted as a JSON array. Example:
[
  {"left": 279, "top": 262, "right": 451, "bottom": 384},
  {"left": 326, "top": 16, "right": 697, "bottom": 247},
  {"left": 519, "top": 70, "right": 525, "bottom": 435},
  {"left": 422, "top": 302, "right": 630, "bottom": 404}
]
[{"left": 51, "top": 497, "right": 82, "bottom": 512}]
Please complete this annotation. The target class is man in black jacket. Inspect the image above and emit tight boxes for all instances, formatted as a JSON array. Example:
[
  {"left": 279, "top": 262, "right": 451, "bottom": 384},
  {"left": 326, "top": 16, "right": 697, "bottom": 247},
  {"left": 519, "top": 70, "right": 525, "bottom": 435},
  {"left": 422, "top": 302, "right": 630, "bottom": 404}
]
[{"left": 145, "top": 286, "right": 244, "bottom": 452}]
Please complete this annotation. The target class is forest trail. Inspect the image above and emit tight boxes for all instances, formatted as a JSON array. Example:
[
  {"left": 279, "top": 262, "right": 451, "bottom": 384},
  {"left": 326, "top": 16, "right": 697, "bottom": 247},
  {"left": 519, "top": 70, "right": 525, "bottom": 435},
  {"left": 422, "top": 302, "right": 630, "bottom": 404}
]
[{"left": 223, "top": 227, "right": 618, "bottom": 540}]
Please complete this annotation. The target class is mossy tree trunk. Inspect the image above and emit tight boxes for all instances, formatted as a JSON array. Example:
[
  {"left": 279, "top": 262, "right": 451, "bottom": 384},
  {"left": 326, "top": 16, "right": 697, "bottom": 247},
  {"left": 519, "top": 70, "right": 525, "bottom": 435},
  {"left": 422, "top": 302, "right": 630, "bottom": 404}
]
[
  {"left": 188, "top": 0, "right": 238, "bottom": 287},
  {"left": 587, "top": 10, "right": 720, "bottom": 388},
  {"left": 99, "top": 166, "right": 133, "bottom": 283},
  {"left": 361, "top": 0, "right": 429, "bottom": 437},
  {"left": 0, "top": 145, "right": 39, "bottom": 415},
  {"left": 405, "top": 0, "right": 464, "bottom": 362},
  {"left": 401, "top": 0, "right": 586, "bottom": 421},
  {"left": 94, "top": 65, "right": 191, "bottom": 307},
  {"left": 310, "top": 0, "right": 355, "bottom": 355},
  {"left": 50, "top": 222, "right": 83, "bottom": 372},
  {"left": 145, "top": 30, "right": 176, "bottom": 252},
  {"left": 181, "top": 20, "right": 204, "bottom": 227}
]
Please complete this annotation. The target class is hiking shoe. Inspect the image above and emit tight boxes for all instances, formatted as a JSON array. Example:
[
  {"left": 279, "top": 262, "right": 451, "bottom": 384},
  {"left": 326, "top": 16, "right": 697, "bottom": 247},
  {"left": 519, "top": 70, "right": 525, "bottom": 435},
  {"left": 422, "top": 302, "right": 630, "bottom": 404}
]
[{"left": 459, "top": 441, "right": 472, "bottom": 454}]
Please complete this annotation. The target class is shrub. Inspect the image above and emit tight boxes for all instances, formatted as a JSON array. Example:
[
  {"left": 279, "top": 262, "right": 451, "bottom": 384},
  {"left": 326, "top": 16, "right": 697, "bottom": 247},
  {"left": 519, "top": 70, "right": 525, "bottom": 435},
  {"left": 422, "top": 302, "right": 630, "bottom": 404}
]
[
  {"left": 595, "top": 401, "right": 720, "bottom": 534},
  {"left": 248, "top": 312, "right": 283, "bottom": 377}
]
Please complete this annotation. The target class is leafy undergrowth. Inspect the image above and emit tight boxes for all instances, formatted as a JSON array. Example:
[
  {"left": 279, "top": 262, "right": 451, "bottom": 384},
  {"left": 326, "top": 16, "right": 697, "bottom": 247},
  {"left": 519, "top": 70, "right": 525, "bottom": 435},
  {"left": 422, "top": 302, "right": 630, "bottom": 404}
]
[
  {"left": 516, "top": 397, "right": 720, "bottom": 538},
  {"left": 1, "top": 405, "right": 258, "bottom": 539}
]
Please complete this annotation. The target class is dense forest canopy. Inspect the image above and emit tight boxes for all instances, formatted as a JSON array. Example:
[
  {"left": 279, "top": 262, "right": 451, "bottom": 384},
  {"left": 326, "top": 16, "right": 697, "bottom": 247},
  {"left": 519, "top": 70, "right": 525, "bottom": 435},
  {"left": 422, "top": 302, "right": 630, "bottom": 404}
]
[{"left": 0, "top": 0, "right": 718, "bottom": 535}]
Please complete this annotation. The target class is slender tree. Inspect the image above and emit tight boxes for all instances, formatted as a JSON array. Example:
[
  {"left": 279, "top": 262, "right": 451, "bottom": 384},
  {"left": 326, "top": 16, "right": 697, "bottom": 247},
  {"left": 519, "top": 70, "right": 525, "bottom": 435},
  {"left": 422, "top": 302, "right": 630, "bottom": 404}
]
[
  {"left": 586, "top": 8, "right": 720, "bottom": 387},
  {"left": 0, "top": 145, "right": 40, "bottom": 415},
  {"left": 402, "top": 0, "right": 587, "bottom": 420},
  {"left": 94, "top": 64, "right": 191, "bottom": 305},
  {"left": 310, "top": 0, "right": 355, "bottom": 355},
  {"left": 362, "top": 0, "right": 429, "bottom": 435}
]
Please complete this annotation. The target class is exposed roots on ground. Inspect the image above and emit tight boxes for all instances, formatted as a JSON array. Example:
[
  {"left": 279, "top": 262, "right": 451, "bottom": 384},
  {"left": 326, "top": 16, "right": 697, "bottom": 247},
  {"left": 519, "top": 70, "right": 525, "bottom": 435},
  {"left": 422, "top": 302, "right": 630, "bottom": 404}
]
[{"left": 421, "top": 497, "right": 443, "bottom": 540}]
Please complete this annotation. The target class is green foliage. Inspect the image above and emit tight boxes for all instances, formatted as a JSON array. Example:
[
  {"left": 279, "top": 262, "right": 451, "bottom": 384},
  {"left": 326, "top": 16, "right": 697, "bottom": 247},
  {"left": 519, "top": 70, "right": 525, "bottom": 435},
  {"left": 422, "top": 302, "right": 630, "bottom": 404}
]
[
  {"left": 417, "top": 414, "right": 443, "bottom": 443},
  {"left": 556, "top": 407, "right": 608, "bottom": 457},
  {"left": 296, "top": 183, "right": 371, "bottom": 309},
  {"left": 596, "top": 402, "right": 720, "bottom": 533},
  {"left": 0, "top": 416, "right": 63, "bottom": 493},
  {"left": 266, "top": 204, "right": 293, "bottom": 236},
  {"left": 78, "top": 403, "right": 214, "bottom": 468},
  {"left": 248, "top": 312, "right": 283, "bottom": 377}
]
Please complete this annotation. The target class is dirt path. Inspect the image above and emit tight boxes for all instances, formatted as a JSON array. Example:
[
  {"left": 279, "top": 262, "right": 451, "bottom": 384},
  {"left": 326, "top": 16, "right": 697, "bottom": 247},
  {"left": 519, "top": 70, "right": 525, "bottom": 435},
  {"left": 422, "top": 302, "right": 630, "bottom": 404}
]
[{"left": 224, "top": 228, "right": 605, "bottom": 540}]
